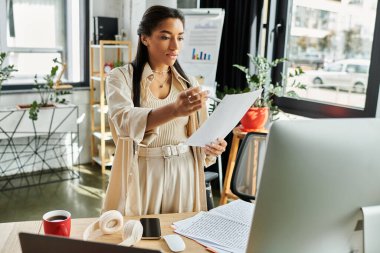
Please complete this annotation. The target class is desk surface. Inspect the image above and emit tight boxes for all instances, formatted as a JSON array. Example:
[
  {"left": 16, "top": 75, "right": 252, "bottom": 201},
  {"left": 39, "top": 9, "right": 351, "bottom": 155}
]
[{"left": 0, "top": 212, "right": 207, "bottom": 253}]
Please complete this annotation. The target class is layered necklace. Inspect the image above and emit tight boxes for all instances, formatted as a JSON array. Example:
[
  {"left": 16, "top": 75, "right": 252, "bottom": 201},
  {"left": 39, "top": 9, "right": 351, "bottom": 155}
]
[{"left": 152, "top": 68, "right": 171, "bottom": 88}]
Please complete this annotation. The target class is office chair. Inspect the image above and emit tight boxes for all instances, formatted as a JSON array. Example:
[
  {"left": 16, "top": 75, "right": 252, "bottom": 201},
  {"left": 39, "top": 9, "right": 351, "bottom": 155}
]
[
  {"left": 205, "top": 171, "right": 219, "bottom": 210},
  {"left": 230, "top": 131, "right": 268, "bottom": 202}
]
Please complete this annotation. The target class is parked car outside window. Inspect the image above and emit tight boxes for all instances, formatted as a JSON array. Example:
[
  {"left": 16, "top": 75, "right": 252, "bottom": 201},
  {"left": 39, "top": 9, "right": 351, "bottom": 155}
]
[{"left": 305, "top": 59, "right": 370, "bottom": 93}]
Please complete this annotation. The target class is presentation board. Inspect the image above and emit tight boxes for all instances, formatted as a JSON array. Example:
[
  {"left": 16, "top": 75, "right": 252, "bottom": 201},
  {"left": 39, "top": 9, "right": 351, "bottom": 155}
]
[{"left": 178, "top": 8, "right": 225, "bottom": 91}]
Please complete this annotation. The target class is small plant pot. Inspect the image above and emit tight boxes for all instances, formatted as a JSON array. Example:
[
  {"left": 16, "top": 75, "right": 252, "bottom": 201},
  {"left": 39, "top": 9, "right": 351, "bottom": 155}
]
[
  {"left": 240, "top": 107, "right": 269, "bottom": 132},
  {"left": 16, "top": 104, "right": 55, "bottom": 109}
]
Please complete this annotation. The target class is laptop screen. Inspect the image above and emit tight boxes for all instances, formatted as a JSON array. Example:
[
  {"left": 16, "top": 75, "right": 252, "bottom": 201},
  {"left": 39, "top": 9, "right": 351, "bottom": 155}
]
[{"left": 19, "top": 232, "right": 161, "bottom": 253}]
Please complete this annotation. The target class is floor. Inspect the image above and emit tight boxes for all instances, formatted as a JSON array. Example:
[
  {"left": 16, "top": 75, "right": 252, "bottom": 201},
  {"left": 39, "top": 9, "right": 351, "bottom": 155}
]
[
  {"left": 0, "top": 165, "right": 107, "bottom": 223},
  {"left": 0, "top": 164, "right": 221, "bottom": 223}
]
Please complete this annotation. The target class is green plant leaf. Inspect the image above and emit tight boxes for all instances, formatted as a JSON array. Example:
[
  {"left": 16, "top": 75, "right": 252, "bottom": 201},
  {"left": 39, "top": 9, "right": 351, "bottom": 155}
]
[
  {"left": 28, "top": 101, "right": 40, "bottom": 121},
  {"left": 0, "top": 52, "right": 18, "bottom": 90},
  {"left": 286, "top": 90, "right": 299, "bottom": 98},
  {"left": 51, "top": 65, "right": 59, "bottom": 76},
  {"left": 233, "top": 64, "right": 249, "bottom": 75},
  {"left": 27, "top": 58, "right": 71, "bottom": 120},
  {"left": 227, "top": 54, "right": 307, "bottom": 114}
]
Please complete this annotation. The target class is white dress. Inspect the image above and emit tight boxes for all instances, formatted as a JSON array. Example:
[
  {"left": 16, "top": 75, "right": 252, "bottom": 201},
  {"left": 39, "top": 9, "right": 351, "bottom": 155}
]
[
  {"left": 136, "top": 76, "right": 195, "bottom": 214},
  {"left": 102, "top": 63, "right": 216, "bottom": 216}
]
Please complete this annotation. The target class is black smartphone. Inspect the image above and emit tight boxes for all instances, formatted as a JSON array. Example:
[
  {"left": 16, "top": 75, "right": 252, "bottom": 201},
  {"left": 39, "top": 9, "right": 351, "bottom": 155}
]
[{"left": 140, "top": 218, "right": 161, "bottom": 239}]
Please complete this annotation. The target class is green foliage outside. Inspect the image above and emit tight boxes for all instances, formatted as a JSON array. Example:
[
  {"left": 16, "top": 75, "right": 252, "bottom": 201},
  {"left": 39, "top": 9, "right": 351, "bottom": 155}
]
[{"left": 0, "top": 52, "right": 18, "bottom": 92}]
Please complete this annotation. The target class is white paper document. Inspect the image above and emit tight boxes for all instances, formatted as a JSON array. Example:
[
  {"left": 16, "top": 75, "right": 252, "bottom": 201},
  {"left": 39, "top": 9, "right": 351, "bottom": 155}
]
[
  {"left": 185, "top": 90, "right": 262, "bottom": 147},
  {"left": 173, "top": 200, "right": 255, "bottom": 253}
]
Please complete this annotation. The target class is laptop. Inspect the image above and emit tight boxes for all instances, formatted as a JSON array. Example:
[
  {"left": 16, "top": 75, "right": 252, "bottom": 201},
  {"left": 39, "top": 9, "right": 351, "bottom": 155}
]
[{"left": 19, "top": 232, "right": 161, "bottom": 253}]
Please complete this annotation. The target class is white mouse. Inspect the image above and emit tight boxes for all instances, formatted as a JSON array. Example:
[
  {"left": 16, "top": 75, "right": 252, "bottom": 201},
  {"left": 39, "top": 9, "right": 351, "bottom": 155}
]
[{"left": 162, "top": 234, "right": 186, "bottom": 252}]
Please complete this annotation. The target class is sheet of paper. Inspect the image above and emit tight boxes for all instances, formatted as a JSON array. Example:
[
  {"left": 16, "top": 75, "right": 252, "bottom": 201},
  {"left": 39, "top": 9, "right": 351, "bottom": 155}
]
[
  {"left": 175, "top": 212, "right": 249, "bottom": 252},
  {"left": 209, "top": 199, "right": 255, "bottom": 224},
  {"left": 173, "top": 211, "right": 205, "bottom": 229},
  {"left": 173, "top": 200, "right": 255, "bottom": 252},
  {"left": 185, "top": 90, "right": 262, "bottom": 147}
]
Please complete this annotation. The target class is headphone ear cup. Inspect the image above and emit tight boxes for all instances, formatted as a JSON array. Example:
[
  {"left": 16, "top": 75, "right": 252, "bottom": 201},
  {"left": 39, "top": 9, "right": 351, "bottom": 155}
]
[
  {"left": 83, "top": 210, "right": 124, "bottom": 241},
  {"left": 99, "top": 210, "right": 124, "bottom": 234},
  {"left": 119, "top": 220, "right": 143, "bottom": 247}
]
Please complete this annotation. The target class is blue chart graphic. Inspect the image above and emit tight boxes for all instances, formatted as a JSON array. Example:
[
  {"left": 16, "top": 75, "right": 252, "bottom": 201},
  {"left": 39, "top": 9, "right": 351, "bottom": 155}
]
[{"left": 192, "top": 48, "right": 211, "bottom": 61}]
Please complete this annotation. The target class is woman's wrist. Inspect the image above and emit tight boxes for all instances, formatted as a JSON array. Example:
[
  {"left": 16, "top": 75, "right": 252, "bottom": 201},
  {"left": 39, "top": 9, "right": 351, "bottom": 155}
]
[{"left": 170, "top": 102, "right": 179, "bottom": 118}]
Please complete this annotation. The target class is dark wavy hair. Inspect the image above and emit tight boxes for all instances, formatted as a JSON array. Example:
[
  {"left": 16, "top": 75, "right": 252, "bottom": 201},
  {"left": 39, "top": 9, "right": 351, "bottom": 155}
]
[{"left": 131, "top": 5, "right": 190, "bottom": 107}]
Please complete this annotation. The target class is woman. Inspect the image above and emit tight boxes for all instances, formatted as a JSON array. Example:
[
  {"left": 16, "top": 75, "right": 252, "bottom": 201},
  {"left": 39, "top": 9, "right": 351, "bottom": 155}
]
[{"left": 103, "top": 5, "right": 227, "bottom": 216}]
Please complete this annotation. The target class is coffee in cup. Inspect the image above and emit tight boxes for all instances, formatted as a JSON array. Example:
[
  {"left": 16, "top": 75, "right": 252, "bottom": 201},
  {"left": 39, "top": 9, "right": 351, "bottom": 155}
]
[{"left": 43, "top": 210, "right": 71, "bottom": 237}]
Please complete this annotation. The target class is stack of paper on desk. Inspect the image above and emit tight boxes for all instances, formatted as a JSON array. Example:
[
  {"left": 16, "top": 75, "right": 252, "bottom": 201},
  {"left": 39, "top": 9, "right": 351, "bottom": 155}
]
[{"left": 173, "top": 200, "right": 255, "bottom": 253}]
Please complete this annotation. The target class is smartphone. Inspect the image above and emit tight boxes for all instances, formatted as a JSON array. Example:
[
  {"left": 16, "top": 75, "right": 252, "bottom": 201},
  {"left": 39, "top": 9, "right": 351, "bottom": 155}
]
[{"left": 140, "top": 218, "right": 161, "bottom": 239}]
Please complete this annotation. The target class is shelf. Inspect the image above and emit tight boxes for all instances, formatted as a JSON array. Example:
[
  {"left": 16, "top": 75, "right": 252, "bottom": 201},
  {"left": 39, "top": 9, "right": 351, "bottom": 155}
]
[
  {"left": 91, "top": 76, "right": 101, "bottom": 81},
  {"left": 93, "top": 131, "right": 113, "bottom": 141},
  {"left": 92, "top": 156, "right": 113, "bottom": 167},
  {"left": 91, "top": 73, "right": 108, "bottom": 81},
  {"left": 91, "top": 44, "right": 130, "bottom": 49},
  {"left": 92, "top": 104, "right": 108, "bottom": 113},
  {"left": 90, "top": 40, "right": 131, "bottom": 174}
]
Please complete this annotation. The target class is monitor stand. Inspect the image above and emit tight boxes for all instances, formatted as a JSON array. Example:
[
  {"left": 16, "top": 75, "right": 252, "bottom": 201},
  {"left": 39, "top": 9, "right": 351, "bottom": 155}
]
[{"left": 362, "top": 205, "right": 380, "bottom": 253}]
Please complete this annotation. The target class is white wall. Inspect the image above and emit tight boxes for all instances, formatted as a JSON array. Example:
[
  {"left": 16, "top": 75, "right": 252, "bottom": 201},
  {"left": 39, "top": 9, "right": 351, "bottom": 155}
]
[
  {"left": 90, "top": 0, "right": 124, "bottom": 42},
  {"left": 89, "top": 0, "right": 149, "bottom": 58},
  {"left": 146, "top": 0, "right": 176, "bottom": 8},
  {"left": 90, "top": 0, "right": 179, "bottom": 57},
  {"left": 122, "top": 0, "right": 146, "bottom": 58},
  {"left": 120, "top": 0, "right": 176, "bottom": 58}
]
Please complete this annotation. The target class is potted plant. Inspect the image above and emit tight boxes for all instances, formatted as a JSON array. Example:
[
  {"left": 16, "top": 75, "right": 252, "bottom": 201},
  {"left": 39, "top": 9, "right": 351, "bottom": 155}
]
[
  {"left": 231, "top": 54, "right": 306, "bottom": 131},
  {"left": 0, "top": 52, "right": 18, "bottom": 92},
  {"left": 17, "top": 58, "right": 71, "bottom": 120}
]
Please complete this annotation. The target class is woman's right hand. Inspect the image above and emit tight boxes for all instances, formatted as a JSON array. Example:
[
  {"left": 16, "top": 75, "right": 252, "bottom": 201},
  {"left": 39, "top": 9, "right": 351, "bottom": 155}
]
[{"left": 173, "top": 87, "right": 209, "bottom": 117}]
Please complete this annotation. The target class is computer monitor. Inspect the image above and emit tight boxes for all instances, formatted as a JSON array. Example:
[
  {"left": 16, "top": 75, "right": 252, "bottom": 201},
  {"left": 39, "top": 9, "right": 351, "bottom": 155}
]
[{"left": 247, "top": 118, "right": 380, "bottom": 253}]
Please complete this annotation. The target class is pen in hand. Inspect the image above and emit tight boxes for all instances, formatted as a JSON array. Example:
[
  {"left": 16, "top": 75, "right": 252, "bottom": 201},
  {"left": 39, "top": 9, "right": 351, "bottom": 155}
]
[
  {"left": 207, "top": 96, "right": 222, "bottom": 103},
  {"left": 197, "top": 87, "right": 222, "bottom": 103}
]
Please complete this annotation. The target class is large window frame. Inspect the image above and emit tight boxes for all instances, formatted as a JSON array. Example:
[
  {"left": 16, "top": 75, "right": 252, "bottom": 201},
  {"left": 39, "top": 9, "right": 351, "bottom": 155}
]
[
  {"left": 0, "top": 0, "right": 89, "bottom": 91},
  {"left": 267, "top": 0, "right": 380, "bottom": 118}
]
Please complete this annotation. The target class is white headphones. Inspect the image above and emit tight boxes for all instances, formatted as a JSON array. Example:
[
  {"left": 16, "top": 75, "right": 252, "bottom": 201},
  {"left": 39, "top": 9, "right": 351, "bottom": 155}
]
[{"left": 83, "top": 210, "right": 143, "bottom": 247}]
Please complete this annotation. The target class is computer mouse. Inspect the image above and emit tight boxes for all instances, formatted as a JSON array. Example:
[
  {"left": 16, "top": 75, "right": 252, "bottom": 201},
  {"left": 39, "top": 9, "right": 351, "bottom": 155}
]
[{"left": 162, "top": 234, "right": 186, "bottom": 252}]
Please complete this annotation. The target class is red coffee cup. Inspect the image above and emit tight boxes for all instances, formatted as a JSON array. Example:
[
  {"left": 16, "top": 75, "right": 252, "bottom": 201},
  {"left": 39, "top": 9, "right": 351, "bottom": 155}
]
[{"left": 43, "top": 210, "right": 71, "bottom": 237}]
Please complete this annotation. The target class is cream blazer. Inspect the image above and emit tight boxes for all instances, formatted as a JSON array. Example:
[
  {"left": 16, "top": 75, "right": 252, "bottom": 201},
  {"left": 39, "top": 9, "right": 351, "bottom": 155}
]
[{"left": 102, "top": 63, "right": 216, "bottom": 215}]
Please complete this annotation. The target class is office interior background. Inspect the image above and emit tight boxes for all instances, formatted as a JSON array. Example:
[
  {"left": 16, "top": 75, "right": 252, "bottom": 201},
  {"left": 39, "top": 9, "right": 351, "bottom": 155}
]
[{"left": 0, "top": 0, "right": 379, "bottom": 223}]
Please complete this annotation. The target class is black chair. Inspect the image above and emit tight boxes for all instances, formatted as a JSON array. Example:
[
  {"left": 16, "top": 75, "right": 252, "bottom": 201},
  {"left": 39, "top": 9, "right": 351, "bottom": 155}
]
[{"left": 231, "top": 131, "right": 268, "bottom": 202}]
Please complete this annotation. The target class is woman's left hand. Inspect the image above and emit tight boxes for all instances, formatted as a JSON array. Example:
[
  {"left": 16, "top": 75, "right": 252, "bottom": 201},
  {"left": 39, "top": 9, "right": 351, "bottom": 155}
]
[{"left": 204, "top": 138, "right": 227, "bottom": 156}]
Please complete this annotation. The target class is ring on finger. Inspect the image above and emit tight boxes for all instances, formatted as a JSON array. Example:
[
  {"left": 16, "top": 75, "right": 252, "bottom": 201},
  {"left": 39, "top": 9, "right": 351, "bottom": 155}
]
[{"left": 188, "top": 95, "right": 193, "bottom": 104}]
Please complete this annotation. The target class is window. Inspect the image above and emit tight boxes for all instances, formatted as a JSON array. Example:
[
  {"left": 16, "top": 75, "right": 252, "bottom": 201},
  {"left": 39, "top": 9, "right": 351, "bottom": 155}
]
[
  {"left": 349, "top": 0, "right": 363, "bottom": 6},
  {"left": 177, "top": 0, "right": 198, "bottom": 8},
  {"left": 355, "top": 64, "right": 369, "bottom": 74},
  {"left": 268, "top": 0, "right": 380, "bottom": 117},
  {"left": 326, "top": 63, "right": 343, "bottom": 72},
  {"left": 0, "top": 0, "right": 89, "bottom": 89}
]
